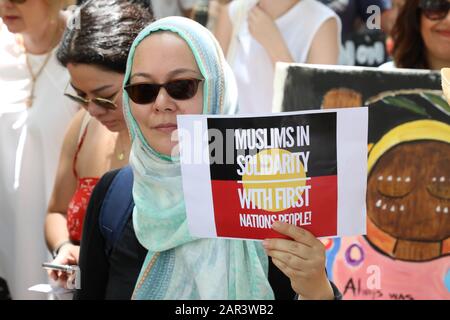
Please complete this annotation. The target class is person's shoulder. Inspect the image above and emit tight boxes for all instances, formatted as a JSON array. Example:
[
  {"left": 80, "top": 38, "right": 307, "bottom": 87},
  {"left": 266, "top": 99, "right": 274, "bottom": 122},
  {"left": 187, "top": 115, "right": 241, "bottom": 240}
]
[
  {"left": 71, "top": 108, "right": 88, "bottom": 127},
  {"left": 302, "top": 0, "right": 340, "bottom": 20},
  {"left": 300, "top": 0, "right": 341, "bottom": 32},
  {"left": 59, "top": 109, "right": 89, "bottom": 154}
]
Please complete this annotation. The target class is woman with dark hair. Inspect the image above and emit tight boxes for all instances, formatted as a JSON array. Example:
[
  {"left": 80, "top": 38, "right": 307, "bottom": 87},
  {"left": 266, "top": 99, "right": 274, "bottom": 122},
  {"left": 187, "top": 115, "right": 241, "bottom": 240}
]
[
  {"left": 390, "top": 0, "right": 450, "bottom": 69},
  {"left": 43, "top": 0, "right": 154, "bottom": 288}
]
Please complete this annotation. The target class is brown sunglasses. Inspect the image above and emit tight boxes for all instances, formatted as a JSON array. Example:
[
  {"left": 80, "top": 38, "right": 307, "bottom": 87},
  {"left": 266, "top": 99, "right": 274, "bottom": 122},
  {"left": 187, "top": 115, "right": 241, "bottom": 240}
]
[{"left": 63, "top": 82, "right": 120, "bottom": 111}]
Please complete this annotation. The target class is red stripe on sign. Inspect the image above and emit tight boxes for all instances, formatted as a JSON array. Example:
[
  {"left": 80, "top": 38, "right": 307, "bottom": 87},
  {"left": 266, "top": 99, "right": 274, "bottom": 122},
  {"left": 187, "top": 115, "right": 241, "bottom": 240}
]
[{"left": 211, "top": 176, "right": 337, "bottom": 239}]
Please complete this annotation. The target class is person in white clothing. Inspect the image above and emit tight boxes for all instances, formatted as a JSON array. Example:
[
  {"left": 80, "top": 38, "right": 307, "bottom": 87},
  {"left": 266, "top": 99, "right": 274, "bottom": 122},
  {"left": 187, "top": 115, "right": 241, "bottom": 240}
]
[
  {"left": 0, "top": 0, "right": 78, "bottom": 299},
  {"left": 215, "top": 0, "right": 341, "bottom": 114}
]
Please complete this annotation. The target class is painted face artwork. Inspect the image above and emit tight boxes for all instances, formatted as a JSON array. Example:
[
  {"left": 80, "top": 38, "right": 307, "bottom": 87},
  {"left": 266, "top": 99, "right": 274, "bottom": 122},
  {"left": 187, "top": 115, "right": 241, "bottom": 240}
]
[
  {"left": 367, "top": 140, "right": 450, "bottom": 261},
  {"left": 320, "top": 87, "right": 450, "bottom": 261},
  {"left": 273, "top": 63, "right": 450, "bottom": 299}
]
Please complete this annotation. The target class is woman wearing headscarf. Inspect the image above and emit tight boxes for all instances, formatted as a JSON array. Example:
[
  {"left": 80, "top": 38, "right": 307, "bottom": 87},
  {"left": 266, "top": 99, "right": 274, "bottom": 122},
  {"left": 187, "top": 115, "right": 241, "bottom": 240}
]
[{"left": 77, "top": 16, "right": 340, "bottom": 300}]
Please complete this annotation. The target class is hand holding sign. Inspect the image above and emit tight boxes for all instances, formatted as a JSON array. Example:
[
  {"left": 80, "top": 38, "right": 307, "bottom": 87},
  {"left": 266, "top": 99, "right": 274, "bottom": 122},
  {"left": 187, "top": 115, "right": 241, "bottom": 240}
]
[{"left": 263, "top": 221, "right": 334, "bottom": 300}]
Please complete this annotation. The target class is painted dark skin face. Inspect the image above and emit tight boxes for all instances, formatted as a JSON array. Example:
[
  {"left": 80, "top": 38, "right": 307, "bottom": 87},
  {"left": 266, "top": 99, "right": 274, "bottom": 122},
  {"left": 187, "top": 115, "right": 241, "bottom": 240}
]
[{"left": 367, "top": 140, "right": 450, "bottom": 260}]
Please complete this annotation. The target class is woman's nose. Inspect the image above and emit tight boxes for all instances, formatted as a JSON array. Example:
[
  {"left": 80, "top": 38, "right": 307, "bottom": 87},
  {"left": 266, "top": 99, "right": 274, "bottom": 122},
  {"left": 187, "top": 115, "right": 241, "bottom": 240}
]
[
  {"left": 0, "top": 0, "right": 17, "bottom": 9},
  {"left": 153, "top": 87, "right": 177, "bottom": 112},
  {"left": 86, "top": 101, "right": 107, "bottom": 117}
]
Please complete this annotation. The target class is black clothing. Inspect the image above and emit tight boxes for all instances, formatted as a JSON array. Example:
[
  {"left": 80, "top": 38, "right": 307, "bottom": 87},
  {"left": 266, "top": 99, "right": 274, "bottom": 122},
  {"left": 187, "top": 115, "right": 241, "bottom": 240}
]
[
  {"left": 75, "top": 170, "right": 147, "bottom": 300},
  {"left": 75, "top": 169, "right": 341, "bottom": 300}
]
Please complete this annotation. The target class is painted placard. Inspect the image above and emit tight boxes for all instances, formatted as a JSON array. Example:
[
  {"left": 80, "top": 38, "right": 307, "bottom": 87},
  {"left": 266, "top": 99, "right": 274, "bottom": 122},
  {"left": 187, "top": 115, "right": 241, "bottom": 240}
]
[{"left": 273, "top": 63, "right": 450, "bottom": 299}]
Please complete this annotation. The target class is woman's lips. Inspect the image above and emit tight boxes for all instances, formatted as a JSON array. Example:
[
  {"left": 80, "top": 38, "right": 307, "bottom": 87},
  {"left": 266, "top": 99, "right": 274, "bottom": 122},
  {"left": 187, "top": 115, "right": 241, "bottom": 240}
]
[
  {"left": 436, "top": 30, "right": 450, "bottom": 38},
  {"left": 2, "top": 16, "right": 20, "bottom": 23},
  {"left": 154, "top": 123, "right": 177, "bottom": 133}
]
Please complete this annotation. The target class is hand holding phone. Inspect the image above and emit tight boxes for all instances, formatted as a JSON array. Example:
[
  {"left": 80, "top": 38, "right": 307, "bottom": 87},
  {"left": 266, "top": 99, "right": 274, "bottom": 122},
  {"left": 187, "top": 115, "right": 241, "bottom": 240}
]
[
  {"left": 42, "top": 262, "right": 81, "bottom": 289},
  {"left": 42, "top": 262, "right": 76, "bottom": 273}
]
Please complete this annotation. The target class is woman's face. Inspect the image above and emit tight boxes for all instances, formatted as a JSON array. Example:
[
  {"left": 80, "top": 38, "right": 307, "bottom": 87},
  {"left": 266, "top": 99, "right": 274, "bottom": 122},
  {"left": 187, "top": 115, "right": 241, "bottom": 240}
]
[
  {"left": 421, "top": 4, "right": 450, "bottom": 68},
  {"left": 129, "top": 32, "right": 203, "bottom": 156},
  {"left": 66, "top": 63, "right": 126, "bottom": 133},
  {"left": 0, "top": 0, "right": 52, "bottom": 34}
]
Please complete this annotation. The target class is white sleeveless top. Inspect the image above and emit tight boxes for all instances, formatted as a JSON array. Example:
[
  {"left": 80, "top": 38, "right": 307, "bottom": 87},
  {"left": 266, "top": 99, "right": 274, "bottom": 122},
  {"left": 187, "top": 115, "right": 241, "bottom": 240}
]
[
  {"left": 229, "top": 0, "right": 340, "bottom": 114},
  {"left": 0, "top": 22, "right": 78, "bottom": 299}
]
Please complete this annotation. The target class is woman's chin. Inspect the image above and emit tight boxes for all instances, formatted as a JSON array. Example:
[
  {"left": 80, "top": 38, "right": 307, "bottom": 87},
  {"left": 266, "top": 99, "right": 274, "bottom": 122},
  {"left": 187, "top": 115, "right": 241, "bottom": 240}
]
[
  {"left": 102, "top": 120, "right": 126, "bottom": 132},
  {"left": 3, "top": 22, "right": 25, "bottom": 34},
  {"left": 151, "top": 142, "right": 178, "bottom": 158}
]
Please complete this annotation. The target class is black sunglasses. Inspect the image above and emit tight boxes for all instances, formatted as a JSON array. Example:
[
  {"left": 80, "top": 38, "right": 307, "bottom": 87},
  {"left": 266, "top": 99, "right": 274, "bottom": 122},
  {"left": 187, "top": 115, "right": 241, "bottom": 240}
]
[
  {"left": 419, "top": 0, "right": 450, "bottom": 21},
  {"left": 124, "top": 78, "right": 203, "bottom": 105}
]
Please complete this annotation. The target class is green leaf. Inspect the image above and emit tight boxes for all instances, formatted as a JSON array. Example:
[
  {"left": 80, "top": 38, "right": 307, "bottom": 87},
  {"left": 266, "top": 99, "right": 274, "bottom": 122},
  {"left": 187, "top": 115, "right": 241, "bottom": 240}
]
[
  {"left": 421, "top": 93, "right": 450, "bottom": 115},
  {"left": 382, "top": 96, "right": 428, "bottom": 116}
]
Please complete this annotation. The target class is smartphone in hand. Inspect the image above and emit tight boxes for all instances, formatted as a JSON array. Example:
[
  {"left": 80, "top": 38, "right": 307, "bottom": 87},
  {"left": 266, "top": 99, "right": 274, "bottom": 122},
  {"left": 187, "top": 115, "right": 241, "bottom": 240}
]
[
  {"left": 42, "top": 262, "right": 81, "bottom": 289},
  {"left": 42, "top": 262, "right": 76, "bottom": 273}
]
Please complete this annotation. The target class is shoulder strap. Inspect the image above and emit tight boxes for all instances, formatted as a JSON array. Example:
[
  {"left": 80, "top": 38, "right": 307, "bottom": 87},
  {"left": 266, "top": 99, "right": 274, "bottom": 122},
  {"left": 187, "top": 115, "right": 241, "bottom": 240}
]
[
  {"left": 99, "top": 165, "right": 135, "bottom": 256},
  {"left": 78, "top": 112, "right": 92, "bottom": 144},
  {"left": 73, "top": 112, "right": 92, "bottom": 178}
]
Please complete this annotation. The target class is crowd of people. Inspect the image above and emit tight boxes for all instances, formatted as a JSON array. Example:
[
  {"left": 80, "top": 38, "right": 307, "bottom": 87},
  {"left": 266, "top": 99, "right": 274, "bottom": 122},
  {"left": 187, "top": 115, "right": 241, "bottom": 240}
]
[{"left": 0, "top": 0, "right": 449, "bottom": 300}]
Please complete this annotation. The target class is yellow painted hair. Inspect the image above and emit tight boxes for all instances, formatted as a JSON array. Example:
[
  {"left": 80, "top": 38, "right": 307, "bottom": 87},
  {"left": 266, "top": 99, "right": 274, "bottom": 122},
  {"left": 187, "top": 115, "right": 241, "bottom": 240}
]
[{"left": 368, "top": 120, "right": 450, "bottom": 173}]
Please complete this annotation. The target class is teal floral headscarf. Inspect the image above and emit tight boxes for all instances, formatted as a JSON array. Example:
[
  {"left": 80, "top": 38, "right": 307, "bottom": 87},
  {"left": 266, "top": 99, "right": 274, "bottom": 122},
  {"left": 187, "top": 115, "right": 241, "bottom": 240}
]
[{"left": 123, "top": 17, "right": 274, "bottom": 299}]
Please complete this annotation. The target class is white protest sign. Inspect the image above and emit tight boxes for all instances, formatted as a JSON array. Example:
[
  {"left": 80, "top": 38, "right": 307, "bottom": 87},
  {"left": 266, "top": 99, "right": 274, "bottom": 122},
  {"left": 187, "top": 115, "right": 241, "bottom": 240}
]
[{"left": 178, "top": 107, "right": 368, "bottom": 240}]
